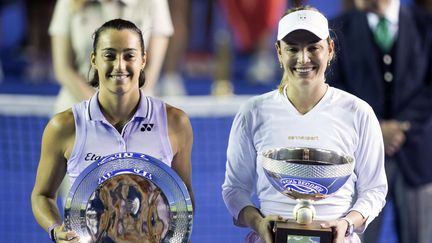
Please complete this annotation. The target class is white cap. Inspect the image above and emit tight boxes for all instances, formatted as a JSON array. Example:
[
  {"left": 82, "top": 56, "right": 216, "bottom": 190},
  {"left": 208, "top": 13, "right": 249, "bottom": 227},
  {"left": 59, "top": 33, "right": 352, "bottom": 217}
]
[{"left": 277, "top": 10, "right": 329, "bottom": 40}]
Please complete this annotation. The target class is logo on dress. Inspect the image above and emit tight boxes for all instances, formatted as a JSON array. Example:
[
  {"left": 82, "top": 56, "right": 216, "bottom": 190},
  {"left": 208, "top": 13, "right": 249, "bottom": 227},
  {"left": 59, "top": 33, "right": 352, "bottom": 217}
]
[{"left": 141, "top": 123, "right": 154, "bottom": 132}]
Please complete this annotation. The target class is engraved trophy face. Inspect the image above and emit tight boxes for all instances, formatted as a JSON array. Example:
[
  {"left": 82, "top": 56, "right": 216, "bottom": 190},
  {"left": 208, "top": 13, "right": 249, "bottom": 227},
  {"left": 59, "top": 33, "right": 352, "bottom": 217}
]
[
  {"left": 85, "top": 174, "right": 171, "bottom": 242},
  {"left": 261, "top": 147, "right": 354, "bottom": 243},
  {"left": 64, "top": 152, "right": 193, "bottom": 243}
]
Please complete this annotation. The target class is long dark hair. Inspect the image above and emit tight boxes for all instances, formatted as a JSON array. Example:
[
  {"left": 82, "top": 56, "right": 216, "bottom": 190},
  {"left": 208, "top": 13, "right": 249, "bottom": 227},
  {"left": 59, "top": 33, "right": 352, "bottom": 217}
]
[{"left": 89, "top": 19, "right": 146, "bottom": 88}]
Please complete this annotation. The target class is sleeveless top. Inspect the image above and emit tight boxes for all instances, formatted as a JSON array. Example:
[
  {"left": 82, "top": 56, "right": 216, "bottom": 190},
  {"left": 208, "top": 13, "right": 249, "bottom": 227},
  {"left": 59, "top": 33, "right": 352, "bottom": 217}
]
[{"left": 67, "top": 91, "right": 173, "bottom": 189}]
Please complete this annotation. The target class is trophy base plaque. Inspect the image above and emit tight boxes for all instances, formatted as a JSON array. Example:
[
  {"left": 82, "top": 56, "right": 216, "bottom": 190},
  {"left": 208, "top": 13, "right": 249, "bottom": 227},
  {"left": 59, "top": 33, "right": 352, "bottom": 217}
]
[{"left": 274, "top": 220, "right": 332, "bottom": 243}]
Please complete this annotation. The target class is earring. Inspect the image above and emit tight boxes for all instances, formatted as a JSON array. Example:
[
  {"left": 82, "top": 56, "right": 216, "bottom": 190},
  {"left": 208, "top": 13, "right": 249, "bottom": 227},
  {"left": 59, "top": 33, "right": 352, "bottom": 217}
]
[{"left": 279, "top": 62, "right": 283, "bottom": 69}]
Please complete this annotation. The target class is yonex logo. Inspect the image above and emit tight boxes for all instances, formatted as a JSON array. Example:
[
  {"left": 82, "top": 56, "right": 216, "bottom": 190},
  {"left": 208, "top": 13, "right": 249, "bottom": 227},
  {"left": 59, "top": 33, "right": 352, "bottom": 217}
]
[{"left": 140, "top": 123, "right": 154, "bottom": 132}]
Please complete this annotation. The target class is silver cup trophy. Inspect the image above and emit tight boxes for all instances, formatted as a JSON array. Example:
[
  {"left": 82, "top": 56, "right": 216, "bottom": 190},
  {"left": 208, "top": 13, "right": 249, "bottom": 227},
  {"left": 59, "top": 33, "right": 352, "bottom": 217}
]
[
  {"left": 262, "top": 147, "right": 354, "bottom": 243},
  {"left": 64, "top": 152, "right": 193, "bottom": 243}
]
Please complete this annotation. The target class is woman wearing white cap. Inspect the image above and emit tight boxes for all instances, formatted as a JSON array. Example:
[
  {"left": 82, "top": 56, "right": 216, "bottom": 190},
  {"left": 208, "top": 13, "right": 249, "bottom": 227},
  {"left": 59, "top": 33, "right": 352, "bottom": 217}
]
[{"left": 222, "top": 6, "right": 387, "bottom": 243}]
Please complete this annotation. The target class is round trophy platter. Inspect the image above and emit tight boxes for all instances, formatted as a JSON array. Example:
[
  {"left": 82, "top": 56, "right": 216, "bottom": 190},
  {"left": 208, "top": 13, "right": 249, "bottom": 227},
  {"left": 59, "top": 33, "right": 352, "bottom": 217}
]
[{"left": 64, "top": 152, "right": 193, "bottom": 243}]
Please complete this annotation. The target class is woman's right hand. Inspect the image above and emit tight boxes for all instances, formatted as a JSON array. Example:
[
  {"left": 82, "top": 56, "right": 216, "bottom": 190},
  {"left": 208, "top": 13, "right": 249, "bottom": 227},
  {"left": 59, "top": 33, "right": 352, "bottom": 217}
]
[
  {"left": 254, "top": 215, "right": 286, "bottom": 243},
  {"left": 53, "top": 224, "right": 80, "bottom": 243}
]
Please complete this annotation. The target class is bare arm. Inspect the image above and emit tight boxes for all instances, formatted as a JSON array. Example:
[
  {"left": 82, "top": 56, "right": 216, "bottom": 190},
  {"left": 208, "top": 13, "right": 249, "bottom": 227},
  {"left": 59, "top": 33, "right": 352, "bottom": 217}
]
[
  {"left": 142, "top": 35, "right": 170, "bottom": 96},
  {"left": 51, "top": 35, "right": 95, "bottom": 101},
  {"left": 31, "top": 110, "right": 76, "bottom": 238},
  {"left": 166, "top": 105, "right": 195, "bottom": 208}
]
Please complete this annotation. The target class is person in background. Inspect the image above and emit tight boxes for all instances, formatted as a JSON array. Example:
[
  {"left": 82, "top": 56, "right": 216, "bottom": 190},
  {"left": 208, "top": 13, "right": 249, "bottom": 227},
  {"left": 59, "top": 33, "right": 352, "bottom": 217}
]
[
  {"left": 31, "top": 19, "right": 194, "bottom": 242},
  {"left": 329, "top": 0, "right": 432, "bottom": 242},
  {"left": 49, "top": 0, "right": 173, "bottom": 114},
  {"left": 212, "top": 0, "right": 286, "bottom": 96},
  {"left": 158, "top": 0, "right": 190, "bottom": 96},
  {"left": 415, "top": 0, "right": 432, "bottom": 13},
  {"left": 222, "top": 6, "right": 387, "bottom": 243},
  {"left": 24, "top": 0, "right": 56, "bottom": 82}
]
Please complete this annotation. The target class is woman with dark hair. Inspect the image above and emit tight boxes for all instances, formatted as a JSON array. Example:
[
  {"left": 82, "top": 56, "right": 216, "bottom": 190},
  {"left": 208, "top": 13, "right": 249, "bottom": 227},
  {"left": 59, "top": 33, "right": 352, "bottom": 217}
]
[
  {"left": 49, "top": 0, "right": 173, "bottom": 113},
  {"left": 31, "top": 19, "right": 194, "bottom": 243}
]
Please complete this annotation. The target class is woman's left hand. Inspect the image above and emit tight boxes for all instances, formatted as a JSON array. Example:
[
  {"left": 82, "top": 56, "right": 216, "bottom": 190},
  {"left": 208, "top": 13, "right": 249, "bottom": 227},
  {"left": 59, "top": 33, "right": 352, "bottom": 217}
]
[
  {"left": 320, "top": 219, "right": 349, "bottom": 243},
  {"left": 53, "top": 224, "right": 80, "bottom": 242}
]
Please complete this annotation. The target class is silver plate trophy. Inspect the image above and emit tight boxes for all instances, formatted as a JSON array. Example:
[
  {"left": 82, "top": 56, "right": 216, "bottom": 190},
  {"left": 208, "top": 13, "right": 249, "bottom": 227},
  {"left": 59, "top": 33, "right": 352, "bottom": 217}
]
[
  {"left": 262, "top": 147, "right": 354, "bottom": 243},
  {"left": 64, "top": 152, "right": 193, "bottom": 243}
]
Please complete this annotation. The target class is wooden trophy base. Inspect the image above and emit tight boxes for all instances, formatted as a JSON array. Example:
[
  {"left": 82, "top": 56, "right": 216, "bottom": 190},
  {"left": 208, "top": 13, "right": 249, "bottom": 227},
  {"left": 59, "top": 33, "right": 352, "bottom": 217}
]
[{"left": 274, "top": 220, "right": 333, "bottom": 243}]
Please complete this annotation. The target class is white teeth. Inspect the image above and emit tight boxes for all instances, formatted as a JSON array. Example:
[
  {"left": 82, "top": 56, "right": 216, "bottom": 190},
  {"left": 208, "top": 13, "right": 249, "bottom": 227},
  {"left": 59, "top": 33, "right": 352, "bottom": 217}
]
[
  {"left": 111, "top": 75, "right": 128, "bottom": 81},
  {"left": 296, "top": 68, "right": 313, "bottom": 73}
]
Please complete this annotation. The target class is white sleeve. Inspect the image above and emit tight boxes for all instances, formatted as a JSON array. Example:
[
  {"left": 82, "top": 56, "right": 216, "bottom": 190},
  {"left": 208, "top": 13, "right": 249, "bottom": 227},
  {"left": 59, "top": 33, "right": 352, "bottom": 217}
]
[
  {"left": 150, "top": 0, "right": 173, "bottom": 36},
  {"left": 350, "top": 104, "right": 388, "bottom": 233},
  {"left": 48, "top": 0, "right": 71, "bottom": 37},
  {"left": 222, "top": 105, "right": 258, "bottom": 220}
]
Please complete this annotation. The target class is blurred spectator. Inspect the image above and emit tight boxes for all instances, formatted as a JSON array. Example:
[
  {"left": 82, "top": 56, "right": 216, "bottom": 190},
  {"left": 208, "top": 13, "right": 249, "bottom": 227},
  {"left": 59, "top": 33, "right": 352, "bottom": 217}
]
[
  {"left": 159, "top": 0, "right": 190, "bottom": 96},
  {"left": 49, "top": 0, "right": 173, "bottom": 113},
  {"left": 330, "top": 0, "right": 432, "bottom": 242},
  {"left": 0, "top": 59, "right": 3, "bottom": 82},
  {"left": 212, "top": 0, "right": 287, "bottom": 96},
  {"left": 341, "top": 0, "right": 364, "bottom": 10},
  {"left": 0, "top": 0, "right": 26, "bottom": 80},
  {"left": 0, "top": 0, "right": 5, "bottom": 82},
  {"left": 291, "top": 0, "right": 307, "bottom": 6},
  {"left": 212, "top": 26, "right": 233, "bottom": 96},
  {"left": 24, "top": 0, "right": 56, "bottom": 82},
  {"left": 416, "top": 0, "right": 432, "bottom": 12}
]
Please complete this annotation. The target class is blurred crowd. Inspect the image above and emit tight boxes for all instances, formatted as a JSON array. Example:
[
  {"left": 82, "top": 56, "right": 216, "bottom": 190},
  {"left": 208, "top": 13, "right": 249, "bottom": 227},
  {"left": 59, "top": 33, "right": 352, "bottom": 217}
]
[{"left": 0, "top": 0, "right": 430, "bottom": 96}]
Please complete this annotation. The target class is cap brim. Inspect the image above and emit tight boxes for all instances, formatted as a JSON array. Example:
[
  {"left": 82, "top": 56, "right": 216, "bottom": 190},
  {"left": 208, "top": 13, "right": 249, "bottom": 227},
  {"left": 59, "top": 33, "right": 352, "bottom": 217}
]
[{"left": 277, "top": 10, "right": 329, "bottom": 41}]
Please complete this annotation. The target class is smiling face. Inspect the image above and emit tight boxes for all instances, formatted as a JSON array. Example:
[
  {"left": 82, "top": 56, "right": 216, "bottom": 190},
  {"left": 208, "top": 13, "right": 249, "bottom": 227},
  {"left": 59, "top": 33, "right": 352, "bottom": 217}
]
[
  {"left": 276, "top": 30, "right": 334, "bottom": 90},
  {"left": 91, "top": 29, "right": 146, "bottom": 95}
]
